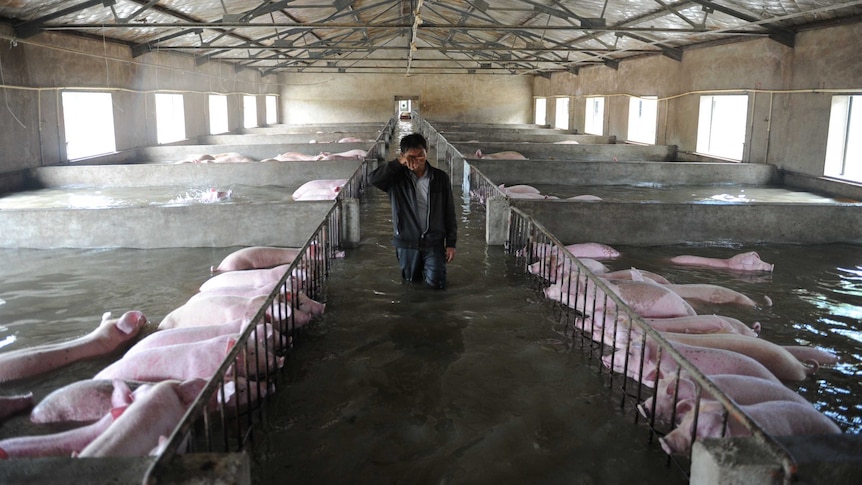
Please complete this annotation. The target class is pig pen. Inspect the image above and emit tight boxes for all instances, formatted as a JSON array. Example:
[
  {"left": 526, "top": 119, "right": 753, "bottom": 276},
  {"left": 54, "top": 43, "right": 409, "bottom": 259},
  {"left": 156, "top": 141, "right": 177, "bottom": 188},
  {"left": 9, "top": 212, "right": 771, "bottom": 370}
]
[
  {"left": 62, "top": 140, "right": 379, "bottom": 167},
  {"left": 463, "top": 159, "right": 862, "bottom": 481},
  {"left": 0, "top": 156, "right": 367, "bottom": 480},
  {"left": 0, "top": 158, "right": 366, "bottom": 248},
  {"left": 412, "top": 117, "right": 661, "bottom": 186}
]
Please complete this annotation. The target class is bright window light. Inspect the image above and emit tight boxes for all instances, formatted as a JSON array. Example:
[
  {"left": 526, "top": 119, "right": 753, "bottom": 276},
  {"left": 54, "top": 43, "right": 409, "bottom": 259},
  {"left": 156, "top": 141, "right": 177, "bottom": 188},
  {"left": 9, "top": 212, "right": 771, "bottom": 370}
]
[
  {"left": 155, "top": 93, "right": 185, "bottom": 144},
  {"left": 265, "top": 95, "right": 277, "bottom": 125},
  {"left": 696, "top": 94, "right": 748, "bottom": 160},
  {"left": 209, "top": 94, "right": 229, "bottom": 134},
  {"left": 61, "top": 91, "right": 116, "bottom": 160},
  {"left": 584, "top": 96, "right": 605, "bottom": 135},
  {"left": 825, "top": 95, "right": 862, "bottom": 182},
  {"left": 243, "top": 95, "right": 258, "bottom": 129},
  {"left": 627, "top": 95, "right": 657, "bottom": 144},
  {"left": 534, "top": 98, "right": 547, "bottom": 125},
  {"left": 555, "top": 97, "right": 570, "bottom": 130}
]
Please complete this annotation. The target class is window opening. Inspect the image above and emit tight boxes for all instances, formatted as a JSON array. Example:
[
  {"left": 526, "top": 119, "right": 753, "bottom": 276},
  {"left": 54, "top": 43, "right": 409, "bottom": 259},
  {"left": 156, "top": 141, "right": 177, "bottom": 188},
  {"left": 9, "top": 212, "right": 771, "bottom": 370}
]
[
  {"left": 62, "top": 91, "right": 116, "bottom": 160},
  {"left": 155, "top": 93, "right": 185, "bottom": 144},
  {"left": 627, "top": 95, "right": 657, "bottom": 144},
  {"left": 584, "top": 97, "right": 605, "bottom": 135},
  {"left": 209, "top": 94, "right": 229, "bottom": 134},
  {"left": 825, "top": 95, "right": 862, "bottom": 182},
  {"left": 696, "top": 94, "right": 748, "bottom": 160},
  {"left": 243, "top": 95, "right": 258, "bottom": 129},
  {"left": 555, "top": 97, "right": 570, "bottom": 130},
  {"left": 534, "top": 98, "right": 547, "bottom": 126},
  {"left": 265, "top": 95, "right": 278, "bottom": 125}
]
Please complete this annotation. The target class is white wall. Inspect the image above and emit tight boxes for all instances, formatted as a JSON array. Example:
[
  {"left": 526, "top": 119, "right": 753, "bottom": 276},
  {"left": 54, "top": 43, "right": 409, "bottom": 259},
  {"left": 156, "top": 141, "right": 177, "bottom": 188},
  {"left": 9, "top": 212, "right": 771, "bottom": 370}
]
[
  {"left": 278, "top": 72, "right": 533, "bottom": 124},
  {"left": 532, "top": 22, "right": 862, "bottom": 178}
]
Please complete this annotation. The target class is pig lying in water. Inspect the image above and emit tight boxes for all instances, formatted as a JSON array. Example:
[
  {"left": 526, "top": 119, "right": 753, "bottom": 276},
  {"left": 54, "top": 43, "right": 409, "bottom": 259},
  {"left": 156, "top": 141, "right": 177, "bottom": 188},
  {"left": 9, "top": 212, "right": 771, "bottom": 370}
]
[
  {"left": 94, "top": 332, "right": 284, "bottom": 382},
  {"left": 670, "top": 251, "right": 774, "bottom": 272},
  {"left": 0, "top": 409, "right": 118, "bottom": 458},
  {"left": 31, "top": 379, "right": 139, "bottom": 424},
  {"left": 0, "top": 311, "right": 148, "bottom": 383},
  {"left": 640, "top": 374, "right": 813, "bottom": 425},
  {"left": 78, "top": 379, "right": 208, "bottom": 457},
  {"left": 473, "top": 149, "right": 527, "bottom": 159},
  {"left": 292, "top": 179, "right": 348, "bottom": 201},
  {"left": 212, "top": 246, "right": 305, "bottom": 273},
  {"left": 660, "top": 399, "right": 841, "bottom": 455},
  {"left": 176, "top": 152, "right": 256, "bottom": 164},
  {"left": 158, "top": 294, "right": 292, "bottom": 330}
]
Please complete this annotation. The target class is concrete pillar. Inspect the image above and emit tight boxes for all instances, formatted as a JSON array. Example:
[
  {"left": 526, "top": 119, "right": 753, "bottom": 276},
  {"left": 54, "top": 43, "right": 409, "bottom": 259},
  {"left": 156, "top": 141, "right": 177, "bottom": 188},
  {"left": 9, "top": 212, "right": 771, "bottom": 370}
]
[
  {"left": 693, "top": 435, "right": 862, "bottom": 485},
  {"left": 342, "top": 197, "right": 361, "bottom": 248},
  {"left": 691, "top": 438, "right": 784, "bottom": 485},
  {"left": 486, "top": 195, "right": 510, "bottom": 246}
]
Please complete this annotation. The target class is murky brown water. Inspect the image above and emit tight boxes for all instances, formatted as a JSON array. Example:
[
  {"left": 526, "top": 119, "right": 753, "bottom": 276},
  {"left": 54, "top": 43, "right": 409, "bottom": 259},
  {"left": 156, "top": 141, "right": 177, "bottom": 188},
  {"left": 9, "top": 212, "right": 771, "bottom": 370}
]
[{"left": 0, "top": 121, "right": 859, "bottom": 483}]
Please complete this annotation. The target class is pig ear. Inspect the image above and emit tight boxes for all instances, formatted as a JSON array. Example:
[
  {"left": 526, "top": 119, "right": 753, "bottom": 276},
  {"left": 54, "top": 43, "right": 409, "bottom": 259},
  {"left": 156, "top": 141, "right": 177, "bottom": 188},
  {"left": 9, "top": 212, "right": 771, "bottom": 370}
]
[
  {"left": 178, "top": 379, "right": 207, "bottom": 405},
  {"left": 112, "top": 380, "right": 134, "bottom": 407},
  {"left": 114, "top": 312, "right": 141, "bottom": 335},
  {"left": 675, "top": 399, "right": 695, "bottom": 418},
  {"left": 101, "top": 312, "right": 112, "bottom": 323},
  {"left": 110, "top": 405, "right": 129, "bottom": 419},
  {"left": 630, "top": 267, "right": 645, "bottom": 282}
]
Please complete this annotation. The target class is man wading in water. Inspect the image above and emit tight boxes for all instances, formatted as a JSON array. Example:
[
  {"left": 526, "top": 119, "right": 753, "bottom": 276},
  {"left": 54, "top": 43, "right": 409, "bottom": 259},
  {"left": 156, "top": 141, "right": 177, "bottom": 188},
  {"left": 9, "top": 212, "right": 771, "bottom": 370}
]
[{"left": 369, "top": 132, "right": 457, "bottom": 289}]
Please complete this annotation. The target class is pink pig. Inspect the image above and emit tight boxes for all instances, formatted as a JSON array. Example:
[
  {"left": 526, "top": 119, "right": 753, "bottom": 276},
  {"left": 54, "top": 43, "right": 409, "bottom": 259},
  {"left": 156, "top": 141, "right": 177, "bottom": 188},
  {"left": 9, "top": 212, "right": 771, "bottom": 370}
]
[
  {"left": 318, "top": 148, "right": 368, "bottom": 160},
  {"left": 660, "top": 400, "right": 841, "bottom": 455},
  {"left": 158, "top": 294, "right": 292, "bottom": 330},
  {"left": 640, "top": 374, "right": 813, "bottom": 424},
  {"left": 292, "top": 179, "right": 348, "bottom": 201},
  {"left": 660, "top": 333, "right": 815, "bottom": 381},
  {"left": 473, "top": 149, "right": 527, "bottom": 159},
  {"left": 77, "top": 379, "right": 208, "bottom": 457},
  {"left": 126, "top": 320, "right": 282, "bottom": 357},
  {"left": 603, "top": 340, "right": 782, "bottom": 387},
  {"left": 0, "top": 409, "right": 118, "bottom": 458},
  {"left": 200, "top": 264, "right": 292, "bottom": 292},
  {"left": 94, "top": 333, "right": 283, "bottom": 382},
  {"left": 212, "top": 246, "right": 308, "bottom": 272},
  {"left": 670, "top": 251, "right": 774, "bottom": 272},
  {"left": 0, "top": 310, "right": 148, "bottom": 383},
  {"left": 643, "top": 315, "right": 759, "bottom": 337},
  {"left": 30, "top": 379, "right": 136, "bottom": 424}
]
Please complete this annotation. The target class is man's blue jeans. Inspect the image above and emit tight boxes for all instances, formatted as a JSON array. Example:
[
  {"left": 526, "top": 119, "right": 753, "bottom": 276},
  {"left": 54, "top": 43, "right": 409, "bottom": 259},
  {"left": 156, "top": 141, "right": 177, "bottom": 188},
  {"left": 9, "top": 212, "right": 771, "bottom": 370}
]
[{"left": 395, "top": 246, "right": 447, "bottom": 289}]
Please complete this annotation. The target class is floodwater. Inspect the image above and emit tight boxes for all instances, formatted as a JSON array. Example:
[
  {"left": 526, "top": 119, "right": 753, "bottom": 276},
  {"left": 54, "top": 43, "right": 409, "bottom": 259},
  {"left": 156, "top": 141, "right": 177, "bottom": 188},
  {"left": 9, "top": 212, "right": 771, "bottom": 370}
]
[
  {"left": 0, "top": 184, "right": 297, "bottom": 210},
  {"left": 0, "top": 121, "right": 859, "bottom": 483},
  {"left": 528, "top": 183, "right": 860, "bottom": 204},
  {"left": 248, "top": 163, "right": 686, "bottom": 485}
]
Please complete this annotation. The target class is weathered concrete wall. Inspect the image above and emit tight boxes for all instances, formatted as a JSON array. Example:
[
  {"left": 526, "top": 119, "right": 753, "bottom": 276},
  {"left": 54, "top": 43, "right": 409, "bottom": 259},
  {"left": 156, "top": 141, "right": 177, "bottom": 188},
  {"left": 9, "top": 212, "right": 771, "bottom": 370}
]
[
  {"left": 0, "top": 23, "right": 280, "bottom": 177},
  {"left": 278, "top": 72, "right": 533, "bottom": 124},
  {"left": 533, "top": 22, "right": 862, "bottom": 178}
]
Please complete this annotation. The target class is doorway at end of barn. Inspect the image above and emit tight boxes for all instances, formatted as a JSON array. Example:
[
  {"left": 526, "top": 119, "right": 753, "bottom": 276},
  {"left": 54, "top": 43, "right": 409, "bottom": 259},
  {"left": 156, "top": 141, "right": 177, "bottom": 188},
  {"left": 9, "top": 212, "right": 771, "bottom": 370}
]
[{"left": 395, "top": 95, "right": 419, "bottom": 121}]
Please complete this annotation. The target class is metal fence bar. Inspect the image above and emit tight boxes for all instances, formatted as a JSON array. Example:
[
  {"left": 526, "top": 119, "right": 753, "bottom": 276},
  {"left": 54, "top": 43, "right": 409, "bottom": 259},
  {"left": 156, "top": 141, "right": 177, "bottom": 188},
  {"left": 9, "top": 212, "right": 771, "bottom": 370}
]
[
  {"left": 140, "top": 161, "right": 367, "bottom": 484},
  {"left": 504, "top": 205, "right": 799, "bottom": 483}
]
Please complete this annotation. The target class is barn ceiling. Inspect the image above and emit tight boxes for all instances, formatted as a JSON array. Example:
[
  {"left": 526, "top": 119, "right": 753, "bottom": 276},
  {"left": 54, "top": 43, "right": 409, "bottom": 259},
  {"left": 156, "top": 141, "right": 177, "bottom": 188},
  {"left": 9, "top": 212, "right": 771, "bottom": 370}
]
[{"left": 0, "top": 0, "right": 860, "bottom": 76}]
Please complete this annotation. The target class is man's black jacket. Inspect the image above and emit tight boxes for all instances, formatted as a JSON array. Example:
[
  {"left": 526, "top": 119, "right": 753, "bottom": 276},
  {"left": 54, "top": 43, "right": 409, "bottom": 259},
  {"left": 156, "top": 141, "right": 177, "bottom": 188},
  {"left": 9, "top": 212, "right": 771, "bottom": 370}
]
[{"left": 369, "top": 159, "right": 457, "bottom": 250}]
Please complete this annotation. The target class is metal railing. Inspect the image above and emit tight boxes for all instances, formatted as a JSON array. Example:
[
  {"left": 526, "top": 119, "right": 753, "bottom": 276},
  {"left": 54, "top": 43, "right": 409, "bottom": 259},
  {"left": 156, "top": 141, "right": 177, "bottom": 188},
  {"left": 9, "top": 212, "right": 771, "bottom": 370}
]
[
  {"left": 506, "top": 206, "right": 798, "bottom": 483},
  {"left": 466, "top": 164, "right": 506, "bottom": 205},
  {"left": 141, "top": 166, "right": 366, "bottom": 484}
]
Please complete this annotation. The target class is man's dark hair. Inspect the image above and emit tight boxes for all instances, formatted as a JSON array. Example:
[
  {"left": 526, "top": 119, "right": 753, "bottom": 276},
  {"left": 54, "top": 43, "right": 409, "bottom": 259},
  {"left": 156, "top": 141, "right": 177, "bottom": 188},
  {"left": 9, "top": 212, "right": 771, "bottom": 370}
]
[{"left": 400, "top": 133, "right": 428, "bottom": 152}]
